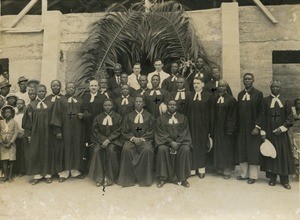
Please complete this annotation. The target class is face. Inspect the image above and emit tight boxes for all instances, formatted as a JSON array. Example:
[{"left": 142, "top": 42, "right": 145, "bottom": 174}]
[
  {"left": 151, "top": 76, "right": 160, "bottom": 88},
  {"left": 176, "top": 78, "right": 185, "bottom": 90},
  {"left": 7, "top": 97, "right": 17, "bottom": 106},
  {"left": 28, "top": 89, "right": 37, "bottom": 101},
  {"left": 138, "top": 76, "right": 148, "bottom": 89},
  {"left": 218, "top": 81, "right": 227, "bottom": 94},
  {"left": 120, "top": 74, "right": 128, "bottom": 84},
  {"left": 0, "top": 86, "right": 10, "bottom": 96},
  {"left": 100, "top": 79, "right": 108, "bottom": 90},
  {"left": 154, "top": 61, "right": 163, "bottom": 72},
  {"left": 196, "top": 58, "right": 204, "bottom": 69},
  {"left": 4, "top": 109, "right": 12, "bottom": 120},
  {"left": 134, "top": 97, "right": 144, "bottom": 111},
  {"left": 16, "top": 100, "right": 25, "bottom": 110},
  {"left": 133, "top": 64, "right": 141, "bottom": 75},
  {"left": 121, "top": 85, "right": 130, "bottom": 96},
  {"left": 103, "top": 100, "right": 113, "bottom": 113},
  {"left": 243, "top": 74, "right": 254, "bottom": 88},
  {"left": 114, "top": 65, "right": 122, "bottom": 76},
  {"left": 89, "top": 80, "right": 99, "bottom": 94},
  {"left": 66, "top": 83, "right": 75, "bottom": 96},
  {"left": 18, "top": 81, "right": 27, "bottom": 92},
  {"left": 37, "top": 86, "right": 47, "bottom": 99},
  {"left": 51, "top": 81, "right": 61, "bottom": 95},
  {"left": 271, "top": 83, "right": 281, "bottom": 96},
  {"left": 2, "top": 71, "right": 9, "bottom": 79},
  {"left": 167, "top": 100, "right": 177, "bottom": 114},
  {"left": 170, "top": 63, "right": 179, "bottom": 74},
  {"left": 211, "top": 68, "right": 220, "bottom": 80},
  {"left": 0, "top": 97, "right": 4, "bottom": 108},
  {"left": 193, "top": 79, "right": 204, "bottom": 92}
]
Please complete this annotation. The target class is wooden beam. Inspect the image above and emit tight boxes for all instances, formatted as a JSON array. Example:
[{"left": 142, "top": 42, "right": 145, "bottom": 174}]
[
  {"left": 0, "top": 27, "right": 44, "bottom": 33},
  {"left": 9, "top": 0, "right": 39, "bottom": 28},
  {"left": 253, "top": 0, "right": 278, "bottom": 24}
]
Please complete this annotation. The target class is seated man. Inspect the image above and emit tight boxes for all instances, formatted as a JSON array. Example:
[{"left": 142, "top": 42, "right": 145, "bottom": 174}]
[
  {"left": 155, "top": 100, "right": 192, "bottom": 188},
  {"left": 118, "top": 96, "right": 155, "bottom": 187},
  {"left": 113, "top": 73, "right": 136, "bottom": 98},
  {"left": 89, "top": 99, "right": 123, "bottom": 187}
]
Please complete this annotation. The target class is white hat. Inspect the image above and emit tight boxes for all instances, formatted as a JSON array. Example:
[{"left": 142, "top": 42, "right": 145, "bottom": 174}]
[{"left": 260, "top": 139, "right": 277, "bottom": 158}]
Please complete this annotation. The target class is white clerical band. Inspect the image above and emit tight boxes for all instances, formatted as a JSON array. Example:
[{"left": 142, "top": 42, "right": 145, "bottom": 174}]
[
  {"left": 270, "top": 94, "right": 284, "bottom": 108},
  {"left": 217, "top": 96, "right": 224, "bottom": 104},
  {"left": 51, "top": 95, "right": 61, "bottom": 102},
  {"left": 149, "top": 89, "right": 161, "bottom": 96},
  {"left": 67, "top": 97, "right": 78, "bottom": 103},
  {"left": 175, "top": 90, "right": 185, "bottom": 100},
  {"left": 102, "top": 114, "right": 113, "bottom": 126},
  {"left": 121, "top": 96, "right": 129, "bottom": 105},
  {"left": 242, "top": 92, "right": 250, "bottom": 101},
  {"left": 168, "top": 113, "right": 178, "bottom": 124},
  {"left": 90, "top": 93, "right": 97, "bottom": 103},
  {"left": 193, "top": 92, "right": 201, "bottom": 101},
  {"left": 134, "top": 110, "right": 144, "bottom": 124},
  {"left": 171, "top": 75, "right": 177, "bottom": 82},
  {"left": 37, "top": 99, "right": 47, "bottom": 109}
]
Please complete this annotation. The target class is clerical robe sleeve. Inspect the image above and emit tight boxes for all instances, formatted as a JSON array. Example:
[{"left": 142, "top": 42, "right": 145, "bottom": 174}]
[
  {"left": 22, "top": 105, "right": 33, "bottom": 137},
  {"left": 107, "top": 115, "right": 122, "bottom": 142},
  {"left": 141, "top": 114, "right": 155, "bottom": 141},
  {"left": 155, "top": 116, "right": 173, "bottom": 147},
  {"left": 121, "top": 114, "right": 134, "bottom": 141},
  {"left": 50, "top": 99, "right": 62, "bottom": 134},
  {"left": 255, "top": 91, "right": 264, "bottom": 128},
  {"left": 91, "top": 117, "right": 107, "bottom": 144},
  {"left": 283, "top": 100, "right": 294, "bottom": 129},
  {"left": 225, "top": 98, "right": 237, "bottom": 134},
  {"left": 175, "top": 116, "right": 192, "bottom": 146}
]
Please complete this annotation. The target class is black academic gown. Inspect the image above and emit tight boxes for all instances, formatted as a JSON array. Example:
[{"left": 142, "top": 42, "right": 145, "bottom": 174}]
[
  {"left": 186, "top": 90, "right": 214, "bottom": 170},
  {"left": 22, "top": 99, "right": 54, "bottom": 176},
  {"left": 118, "top": 110, "right": 155, "bottom": 187},
  {"left": 155, "top": 112, "right": 192, "bottom": 182},
  {"left": 213, "top": 93, "right": 237, "bottom": 171},
  {"left": 88, "top": 111, "right": 123, "bottom": 185},
  {"left": 113, "top": 85, "right": 136, "bottom": 98},
  {"left": 260, "top": 96, "right": 295, "bottom": 176},
  {"left": 204, "top": 80, "right": 232, "bottom": 97},
  {"left": 144, "top": 88, "right": 169, "bottom": 119},
  {"left": 170, "top": 89, "right": 190, "bottom": 115},
  {"left": 51, "top": 96, "right": 85, "bottom": 172},
  {"left": 114, "top": 96, "right": 135, "bottom": 116},
  {"left": 237, "top": 88, "right": 264, "bottom": 165},
  {"left": 186, "top": 68, "right": 212, "bottom": 91}
]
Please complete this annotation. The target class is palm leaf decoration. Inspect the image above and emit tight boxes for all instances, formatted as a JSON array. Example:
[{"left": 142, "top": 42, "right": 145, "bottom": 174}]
[{"left": 73, "top": 1, "right": 210, "bottom": 95}]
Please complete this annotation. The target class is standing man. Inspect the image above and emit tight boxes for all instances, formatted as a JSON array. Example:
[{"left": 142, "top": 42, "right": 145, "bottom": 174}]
[
  {"left": 118, "top": 96, "right": 155, "bottom": 187},
  {"left": 186, "top": 77, "right": 214, "bottom": 179},
  {"left": 237, "top": 73, "right": 264, "bottom": 184},
  {"left": 128, "top": 63, "right": 142, "bottom": 90},
  {"left": 170, "top": 76, "right": 190, "bottom": 115},
  {"left": 261, "top": 81, "right": 295, "bottom": 189},
  {"left": 14, "top": 76, "right": 30, "bottom": 105},
  {"left": 134, "top": 75, "right": 149, "bottom": 97},
  {"left": 114, "top": 85, "right": 135, "bottom": 116},
  {"left": 108, "top": 63, "right": 122, "bottom": 90},
  {"left": 162, "top": 62, "right": 182, "bottom": 93},
  {"left": 155, "top": 100, "right": 192, "bottom": 188},
  {"left": 22, "top": 84, "right": 54, "bottom": 185},
  {"left": 99, "top": 78, "right": 114, "bottom": 99},
  {"left": 51, "top": 82, "right": 85, "bottom": 181},
  {"left": 112, "top": 73, "right": 136, "bottom": 98},
  {"left": 0, "top": 81, "right": 11, "bottom": 101},
  {"left": 147, "top": 59, "right": 170, "bottom": 89}
]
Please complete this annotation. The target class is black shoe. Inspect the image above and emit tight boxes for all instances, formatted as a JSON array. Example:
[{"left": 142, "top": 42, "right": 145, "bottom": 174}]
[
  {"left": 157, "top": 180, "right": 166, "bottom": 188},
  {"left": 223, "top": 175, "right": 231, "bottom": 180},
  {"left": 31, "top": 179, "right": 39, "bottom": 185},
  {"left": 75, "top": 174, "right": 84, "bottom": 179},
  {"left": 237, "top": 176, "right": 248, "bottom": 180},
  {"left": 283, "top": 183, "right": 291, "bottom": 190},
  {"left": 268, "top": 180, "right": 276, "bottom": 186},
  {"left": 45, "top": 178, "right": 52, "bottom": 184},
  {"left": 181, "top": 180, "right": 190, "bottom": 188},
  {"left": 59, "top": 177, "right": 66, "bottom": 183},
  {"left": 198, "top": 173, "right": 205, "bottom": 179},
  {"left": 247, "top": 178, "right": 255, "bottom": 184}
]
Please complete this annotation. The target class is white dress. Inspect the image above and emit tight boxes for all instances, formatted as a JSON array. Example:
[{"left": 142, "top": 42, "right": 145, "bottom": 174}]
[{"left": 0, "top": 119, "right": 19, "bottom": 160}]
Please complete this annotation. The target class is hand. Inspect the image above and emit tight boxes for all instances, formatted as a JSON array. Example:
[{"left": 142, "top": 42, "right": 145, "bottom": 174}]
[
  {"left": 101, "top": 139, "right": 110, "bottom": 149},
  {"left": 171, "top": 141, "right": 180, "bottom": 150},
  {"left": 56, "top": 133, "right": 62, "bottom": 140},
  {"left": 77, "top": 113, "right": 83, "bottom": 119},
  {"left": 261, "top": 135, "right": 266, "bottom": 142},
  {"left": 273, "top": 128, "right": 282, "bottom": 136},
  {"left": 251, "top": 127, "right": 260, "bottom": 136}
]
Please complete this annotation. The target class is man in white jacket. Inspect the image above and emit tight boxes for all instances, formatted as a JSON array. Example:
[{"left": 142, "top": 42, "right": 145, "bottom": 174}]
[{"left": 147, "top": 59, "right": 169, "bottom": 89}]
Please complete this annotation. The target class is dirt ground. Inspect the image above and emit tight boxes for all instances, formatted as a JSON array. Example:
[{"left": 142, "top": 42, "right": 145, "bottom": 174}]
[{"left": 0, "top": 167, "right": 299, "bottom": 220}]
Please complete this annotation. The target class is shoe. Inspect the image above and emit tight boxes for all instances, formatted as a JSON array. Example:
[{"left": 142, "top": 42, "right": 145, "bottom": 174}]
[
  {"left": 45, "top": 178, "right": 52, "bottom": 184},
  {"left": 75, "top": 174, "right": 84, "bottom": 179},
  {"left": 247, "top": 178, "right": 255, "bottom": 184},
  {"left": 237, "top": 176, "right": 248, "bottom": 180},
  {"left": 181, "top": 180, "right": 190, "bottom": 188},
  {"left": 157, "top": 180, "right": 166, "bottom": 188},
  {"left": 268, "top": 180, "right": 276, "bottom": 186},
  {"left": 223, "top": 175, "right": 231, "bottom": 180},
  {"left": 31, "top": 179, "right": 39, "bottom": 185},
  {"left": 96, "top": 182, "right": 101, "bottom": 187},
  {"left": 198, "top": 173, "right": 205, "bottom": 179},
  {"left": 59, "top": 177, "right": 66, "bottom": 183},
  {"left": 283, "top": 183, "right": 291, "bottom": 190}
]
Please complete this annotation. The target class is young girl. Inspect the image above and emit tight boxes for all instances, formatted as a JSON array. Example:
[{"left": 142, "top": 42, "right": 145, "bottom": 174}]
[{"left": 0, "top": 105, "right": 18, "bottom": 183}]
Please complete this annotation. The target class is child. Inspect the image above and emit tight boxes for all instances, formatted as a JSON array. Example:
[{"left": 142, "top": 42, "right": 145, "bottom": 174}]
[{"left": 0, "top": 105, "right": 19, "bottom": 183}]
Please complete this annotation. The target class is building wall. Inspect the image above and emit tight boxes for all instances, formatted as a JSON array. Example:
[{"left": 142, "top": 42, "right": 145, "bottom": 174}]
[{"left": 0, "top": 5, "right": 299, "bottom": 96}]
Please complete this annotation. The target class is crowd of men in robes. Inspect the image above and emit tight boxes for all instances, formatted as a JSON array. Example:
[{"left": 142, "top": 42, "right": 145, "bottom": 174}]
[{"left": 0, "top": 57, "right": 297, "bottom": 190}]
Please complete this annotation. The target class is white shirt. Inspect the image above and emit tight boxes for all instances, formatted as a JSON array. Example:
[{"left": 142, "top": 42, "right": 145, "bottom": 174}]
[
  {"left": 147, "top": 70, "right": 170, "bottom": 89},
  {"left": 128, "top": 73, "right": 141, "bottom": 90},
  {"left": 14, "top": 91, "right": 30, "bottom": 105}
]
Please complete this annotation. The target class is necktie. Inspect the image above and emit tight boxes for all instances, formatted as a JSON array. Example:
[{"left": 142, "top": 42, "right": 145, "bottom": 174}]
[
  {"left": 242, "top": 91, "right": 250, "bottom": 101},
  {"left": 140, "top": 89, "right": 146, "bottom": 95},
  {"left": 270, "top": 94, "right": 284, "bottom": 108},
  {"left": 116, "top": 77, "right": 120, "bottom": 84},
  {"left": 102, "top": 114, "right": 113, "bottom": 126},
  {"left": 217, "top": 96, "right": 224, "bottom": 104},
  {"left": 37, "top": 99, "right": 47, "bottom": 109},
  {"left": 168, "top": 113, "right": 178, "bottom": 124},
  {"left": 175, "top": 89, "right": 185, "bottom": 100},
  {"left": 171, "top": 75, "right": 177, "bottom": 82},
  {"left": 121, "top": 96, "right": 129, "bottom": 105},
  {"left": 51, "top": 94, "right": 61, "bottom": 102},
  {"left": 216, "top": 81, "right": 219, "bottom": 87},
  {"left": 90, "top": 93, "right": 97, "bottom": 103},
  {"left": 193, "top": 92, "right": 201, "bottom": 101},
  {"left": 134, "top": 110, "right": 144, "bottom": 124},
  {"left": 149, "top": 89, "right": 161, "bottom": 96},
  {"left": 67, "top": 97, "right": 78, "bottom": 103}
]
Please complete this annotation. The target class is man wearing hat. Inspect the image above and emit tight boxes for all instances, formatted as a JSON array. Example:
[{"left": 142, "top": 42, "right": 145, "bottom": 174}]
[
  {"left": 0, "top": 81, "right": 11, "bottom": 102},
  {"left": 14, "top": 76, "right": 30, "bottom": 105}
]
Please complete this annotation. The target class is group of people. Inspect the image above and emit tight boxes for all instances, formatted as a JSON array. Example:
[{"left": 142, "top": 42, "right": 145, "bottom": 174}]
[{"left": 0, "top": 57, "right": 298, "bottom": 190}]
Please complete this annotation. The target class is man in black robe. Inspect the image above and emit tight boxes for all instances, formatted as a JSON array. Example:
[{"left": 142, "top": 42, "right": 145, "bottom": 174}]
[
  {"left": 118, "top": 96, "right": 155, "bottom": 187},
  {"left": 212, "top": 80, "right": 237, "bottom": 179},
  {"left": 51, "top": 82, "right": 85, "bottom": 181},
  {"left": 237, "top": 73, "right": 264, "bottom": 184},
  {"left": 114, "top": 85, "right": 135, "bottom": 116},
  {"left": 144, "top": 75, "right": 169, "bottom": 119},
  {"left": 99, "top": 78, "right": 114, "bottom": 99},
  {"left": 162, "top": 62, "right": 181, "bottom": 93},
  {"left": 186, "top": 77, "right": 214, "bottom": 179},
  {"left": 261, "top": 80, "right": 295, "bottom": 189},
  {"left": 22, "top": 84, "right": 54, "bottom": 185},
  {"left": 134, "top": 75, "right": 149, "bottom": 97},
  {"left": 112, "top": 73, "right": 136, "bottom": 98},
  {"left": 108, "top": 63, "right": 122, "bottom": 90},
  {"left": 89, "top": 99, "right": 122, "bottom": 186},
  {"left": 155, "top": 100, "right": 192, "bottom": 188},
  {"left": 170, "top": 76, "right": 190, "bottom": 115}
]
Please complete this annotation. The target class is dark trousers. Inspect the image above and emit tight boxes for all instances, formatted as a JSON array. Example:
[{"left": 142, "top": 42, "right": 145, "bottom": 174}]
[{"left": 266, "top": 171, "right": 289, "bottom": 184}]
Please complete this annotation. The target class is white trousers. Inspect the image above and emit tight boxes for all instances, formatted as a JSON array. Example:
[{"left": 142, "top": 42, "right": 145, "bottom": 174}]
[
  {"left": 239, "top": 162, "right": 259, "bottom": 179},
  {"left": 58, "top": 170, "right": 81, "bottom": 178}
]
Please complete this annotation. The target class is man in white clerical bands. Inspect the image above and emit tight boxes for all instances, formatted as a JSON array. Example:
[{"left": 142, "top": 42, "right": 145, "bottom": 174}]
[
  {"left": 212, "top": 80, "right": 237, "bottom": 179},
  {"left": 260, "top": 80, "right": 295, "bottom": 189},
  {"left": 118, "top": 96, "right": 155, "bottom": 187},
  {"left": 88, "top": 99, "right": 123, "bottom": 187},
  {"left": 155, "top": 99, "right": 192, "bottom": 188}
]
